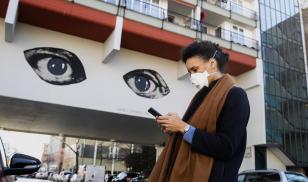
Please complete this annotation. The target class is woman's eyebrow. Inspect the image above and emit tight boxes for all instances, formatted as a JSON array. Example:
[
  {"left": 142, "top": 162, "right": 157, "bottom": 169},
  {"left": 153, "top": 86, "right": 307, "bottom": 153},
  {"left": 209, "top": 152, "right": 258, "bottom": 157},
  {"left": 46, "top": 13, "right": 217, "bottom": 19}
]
[{"left": 189, "top": 66, "right": 198, "bottom": 73}]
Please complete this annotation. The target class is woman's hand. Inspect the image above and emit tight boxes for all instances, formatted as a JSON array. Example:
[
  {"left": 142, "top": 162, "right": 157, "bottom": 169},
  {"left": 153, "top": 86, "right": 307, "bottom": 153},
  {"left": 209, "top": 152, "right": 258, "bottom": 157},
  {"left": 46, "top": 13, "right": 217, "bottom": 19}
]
[{"left": 156, "top": 112, "right": 188, "bottom": 134}]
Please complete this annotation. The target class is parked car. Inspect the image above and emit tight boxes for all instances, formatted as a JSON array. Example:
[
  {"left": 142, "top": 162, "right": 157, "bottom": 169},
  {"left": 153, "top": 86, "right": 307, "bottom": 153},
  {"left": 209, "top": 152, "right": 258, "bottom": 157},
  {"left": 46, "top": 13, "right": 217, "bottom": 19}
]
[
  {"left": 52, "top": 173, "right": 60, "bottom": 181},
  {"left": 35, "top": 171, "right": 48, "bottom": 179},
  {"left": 58, "top": 171, "right": 73, "bottom": 182},
  {"left": 64, "top": 172, "right": 74, "bottom": 182},
  {"left": 47, "top": 172, "right": 55, "bottom": 180},
  {"left": 238, "top": 169, "right": 308, "bottom": 182},
  {"left": 75, "top": 165, "right": 105, "bottom": 182},
  {"left": 0, "top": 136, "right": 41, "bottom": 182},
  {"left": 69, "top": 173, "right": 77, "bottom": 182}
]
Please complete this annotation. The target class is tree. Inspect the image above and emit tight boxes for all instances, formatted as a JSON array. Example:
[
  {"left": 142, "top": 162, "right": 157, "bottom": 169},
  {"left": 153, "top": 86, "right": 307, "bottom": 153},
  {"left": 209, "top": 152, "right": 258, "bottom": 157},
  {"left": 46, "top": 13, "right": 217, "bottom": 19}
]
[
  {"left": 124, "top": 145, "right": 156, "bottom": 176},
  {"left": 60, "top": 138, "right": 80, "bottom": 173}
]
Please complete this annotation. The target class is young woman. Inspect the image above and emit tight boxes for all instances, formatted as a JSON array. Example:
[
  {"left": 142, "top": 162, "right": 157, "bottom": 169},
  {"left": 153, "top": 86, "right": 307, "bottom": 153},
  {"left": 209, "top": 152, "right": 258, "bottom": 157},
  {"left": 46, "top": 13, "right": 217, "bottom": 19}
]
[{"left": 149, "top": 41, "right": 250, "bottom": 182}]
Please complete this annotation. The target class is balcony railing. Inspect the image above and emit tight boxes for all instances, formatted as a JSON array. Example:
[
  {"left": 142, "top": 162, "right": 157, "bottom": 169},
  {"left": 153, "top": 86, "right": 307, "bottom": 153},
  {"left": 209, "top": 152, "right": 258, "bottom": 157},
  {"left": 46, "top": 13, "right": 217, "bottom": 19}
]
[
  {"left": 97, "top": 0, "right": 258, "bottom": 50},
  {"left": 204, "top": 0, "right": 257, "bottom": 20},
  {"left": 101, "top": 0, "right": 167, "bottom": 19},
  {"left": 167, "top": 10, "right": 200, "bottom": 30},
  {"left": 207, "top": 26, "right": 258, "bottom": 50},
  {"left": 163, "top": 10, "right": 258, "bottom": 50}
]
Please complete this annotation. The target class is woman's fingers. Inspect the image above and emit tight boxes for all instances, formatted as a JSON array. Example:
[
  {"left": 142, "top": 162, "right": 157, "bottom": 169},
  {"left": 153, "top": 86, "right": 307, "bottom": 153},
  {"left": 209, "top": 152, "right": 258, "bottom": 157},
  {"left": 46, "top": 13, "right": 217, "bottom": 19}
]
[
  {"left": 157, "top": 115, "right": 169, "bottom": 120},
  {"left": 167, "top": 112, "right": 177, "bottom": 116},
  {"left": 156, "top": 120, "right": 170, "bottom": 126}
]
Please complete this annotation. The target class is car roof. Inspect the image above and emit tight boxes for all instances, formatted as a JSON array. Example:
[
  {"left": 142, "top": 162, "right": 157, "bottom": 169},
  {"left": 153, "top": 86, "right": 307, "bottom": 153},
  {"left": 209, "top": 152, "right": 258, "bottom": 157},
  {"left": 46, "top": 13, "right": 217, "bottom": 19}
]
[
  {"left": 239, "top": 169, "right": 281, "bottom": 174},
  {"left": 239, "top": 170, "right": 306, "bottom": 177}
]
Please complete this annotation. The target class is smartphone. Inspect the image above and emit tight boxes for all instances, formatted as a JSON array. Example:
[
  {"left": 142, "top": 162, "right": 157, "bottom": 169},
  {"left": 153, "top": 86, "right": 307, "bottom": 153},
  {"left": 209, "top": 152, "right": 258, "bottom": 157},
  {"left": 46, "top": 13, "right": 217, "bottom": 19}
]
[{"left": 148, "top": 107, "right": 162, "bottom": 117}]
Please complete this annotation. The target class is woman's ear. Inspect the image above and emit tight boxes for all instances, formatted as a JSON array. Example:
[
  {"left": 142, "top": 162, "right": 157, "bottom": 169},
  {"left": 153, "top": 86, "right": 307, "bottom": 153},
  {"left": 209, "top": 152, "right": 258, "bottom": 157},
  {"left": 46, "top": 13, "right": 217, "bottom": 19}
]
[{"left": 209, "top": 59, "right": 218, "bottom": 72}]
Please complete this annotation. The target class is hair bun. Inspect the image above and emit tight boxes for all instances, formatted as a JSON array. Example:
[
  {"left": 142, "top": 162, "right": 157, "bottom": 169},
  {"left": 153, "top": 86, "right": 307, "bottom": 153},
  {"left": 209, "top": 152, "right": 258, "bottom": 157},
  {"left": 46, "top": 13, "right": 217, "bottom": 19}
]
[{"left": 222, "top": 52, "right": 229, "bottom": 63}]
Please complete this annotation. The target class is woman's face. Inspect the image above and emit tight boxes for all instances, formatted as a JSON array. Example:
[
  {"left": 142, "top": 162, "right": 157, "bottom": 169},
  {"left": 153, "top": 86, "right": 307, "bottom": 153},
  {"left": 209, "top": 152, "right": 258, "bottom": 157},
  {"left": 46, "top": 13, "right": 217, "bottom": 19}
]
[{"left": 185, "top": 56, "right": 218, "bottom": 75}]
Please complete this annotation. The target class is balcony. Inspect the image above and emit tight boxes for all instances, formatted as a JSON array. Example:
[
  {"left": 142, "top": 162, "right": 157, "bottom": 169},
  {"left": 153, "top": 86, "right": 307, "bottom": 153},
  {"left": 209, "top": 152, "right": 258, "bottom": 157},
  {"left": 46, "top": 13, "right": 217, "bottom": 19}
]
[
  {"left": 169, "top": 0, "right": 197, "bottom": 7},
  {"left": 94, "top": 0, "right": 258, "bottom": 56},
  {"left": 202, "top": 0, "right": 257, "bottom": 29},
  {"left": 0, "top": 0, "right": 257, "bottom": 75}
]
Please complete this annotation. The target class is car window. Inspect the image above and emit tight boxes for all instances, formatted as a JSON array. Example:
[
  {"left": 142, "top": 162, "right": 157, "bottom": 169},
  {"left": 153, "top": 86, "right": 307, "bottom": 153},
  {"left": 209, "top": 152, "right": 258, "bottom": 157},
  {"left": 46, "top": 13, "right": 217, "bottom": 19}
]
[
  {"left": 240, "top": 172, "right": 281, "bottom": 182},
  {"left": 0, "top": 137, "right": 8, "bottom": 168},
  {"left": 238, "top": 174, "right": 245, "bottom": 182},
  {"left": 285, "top": 172, "right": 308, "bottom": 182}
]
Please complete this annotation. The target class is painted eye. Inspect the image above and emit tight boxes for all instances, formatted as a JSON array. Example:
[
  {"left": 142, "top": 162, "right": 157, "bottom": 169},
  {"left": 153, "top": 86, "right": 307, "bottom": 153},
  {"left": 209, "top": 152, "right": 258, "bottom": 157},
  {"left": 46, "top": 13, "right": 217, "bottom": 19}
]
[
  {"left": 24, "top": 47, "right": 86, "bottom": 85},
  {"left": 123, "top": 69, "right": 170, "bottom": 99}
]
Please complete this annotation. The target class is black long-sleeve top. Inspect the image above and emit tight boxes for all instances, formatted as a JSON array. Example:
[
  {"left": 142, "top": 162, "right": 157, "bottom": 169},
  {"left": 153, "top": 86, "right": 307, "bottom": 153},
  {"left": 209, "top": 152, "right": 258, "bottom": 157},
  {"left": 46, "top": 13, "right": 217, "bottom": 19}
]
[{"left": 182, "top": 80, "right": 250, "bottom": 182}]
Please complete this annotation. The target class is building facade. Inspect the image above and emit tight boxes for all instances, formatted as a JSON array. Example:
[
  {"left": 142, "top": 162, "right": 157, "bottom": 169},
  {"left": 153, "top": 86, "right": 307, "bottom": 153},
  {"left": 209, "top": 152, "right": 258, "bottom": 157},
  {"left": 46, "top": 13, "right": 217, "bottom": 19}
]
[
  {"left": 257, "top": 0, "right": 308, "bottom": 172},
  {"left": 43, "top": 136, "right": 144, "bottom": 173}
]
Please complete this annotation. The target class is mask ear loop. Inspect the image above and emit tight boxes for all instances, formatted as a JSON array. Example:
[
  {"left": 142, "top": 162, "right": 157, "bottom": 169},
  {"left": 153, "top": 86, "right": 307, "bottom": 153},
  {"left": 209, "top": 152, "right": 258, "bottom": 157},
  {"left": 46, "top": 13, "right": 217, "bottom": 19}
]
[
  {"left": 211, "top": 50, "right": 218, "bottom": 60},
  {"left": 209, "top": 50, "right": 219, "bottom": 75}
]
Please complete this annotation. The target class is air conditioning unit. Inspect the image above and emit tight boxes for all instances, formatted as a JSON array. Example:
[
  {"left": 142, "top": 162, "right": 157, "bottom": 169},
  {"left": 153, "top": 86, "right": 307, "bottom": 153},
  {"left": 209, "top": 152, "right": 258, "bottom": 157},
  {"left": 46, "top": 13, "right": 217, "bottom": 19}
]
[{"left": 167, "top": 15, "right": 175, "bottom": 23}]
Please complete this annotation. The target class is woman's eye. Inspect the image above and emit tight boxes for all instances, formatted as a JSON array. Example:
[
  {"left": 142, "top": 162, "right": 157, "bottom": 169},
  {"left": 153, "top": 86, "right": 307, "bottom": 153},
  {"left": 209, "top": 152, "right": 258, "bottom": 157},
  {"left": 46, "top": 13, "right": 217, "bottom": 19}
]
[
  {"left": 24, "top": 47, "right": 86, "bottom": 85},
  {"left": 123, "top": 69, "right": 170, "bottom": 99}
]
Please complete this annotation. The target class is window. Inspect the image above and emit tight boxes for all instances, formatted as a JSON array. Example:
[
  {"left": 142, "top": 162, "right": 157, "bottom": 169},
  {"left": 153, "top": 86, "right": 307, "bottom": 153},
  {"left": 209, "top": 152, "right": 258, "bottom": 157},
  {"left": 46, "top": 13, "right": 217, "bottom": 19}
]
[
  {"left": 123, "top": 0, "right": 164, "bottom": 19},
  {"left": 232, "top": 25, "right": 245, "bottom": 45},
  {"left": 238, "top": 174, "right": 245, "bottom": 182},
  {"left": 231, "top": 0, "right": 243, "bottom": 15},
  {"left": 255, "top": 146, "right": 267, "bottom": 170},
  {"left": 241, "top": 172, "right": 281, "bottom": 182},
  {"left": 285, "top": 172, "right": 308, "bottom": 182}
]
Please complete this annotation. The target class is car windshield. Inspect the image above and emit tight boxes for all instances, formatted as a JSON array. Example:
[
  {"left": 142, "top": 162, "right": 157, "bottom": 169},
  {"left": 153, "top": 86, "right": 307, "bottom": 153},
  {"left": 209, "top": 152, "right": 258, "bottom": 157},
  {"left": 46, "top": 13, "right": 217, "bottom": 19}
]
[
  {"left": 239, "top": 172, "right": 281, "bottom": 182},
  {"left": 285, "top": 172, "right": 308, "bottom": 182}
]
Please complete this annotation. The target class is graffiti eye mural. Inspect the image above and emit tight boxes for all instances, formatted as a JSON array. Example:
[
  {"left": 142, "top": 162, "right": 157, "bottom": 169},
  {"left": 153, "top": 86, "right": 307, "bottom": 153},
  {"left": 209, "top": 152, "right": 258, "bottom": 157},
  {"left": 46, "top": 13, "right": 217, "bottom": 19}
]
[
  {"left": 123, "top": 69, "right": 170, "bottom": 99},
  {"left": 24, "top": 47, "right": 86, "bottom": 85}
]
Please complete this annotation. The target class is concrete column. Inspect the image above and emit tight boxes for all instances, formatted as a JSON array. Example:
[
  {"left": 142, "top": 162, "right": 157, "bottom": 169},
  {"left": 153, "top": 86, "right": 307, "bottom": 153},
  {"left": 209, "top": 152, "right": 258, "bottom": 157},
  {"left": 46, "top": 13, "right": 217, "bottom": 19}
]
[
  {"left": 155, "top": 145, "right": 164, "bottom": 161},
  {"left": 93, "top": 140, "right": 98, "bottom": 165}
]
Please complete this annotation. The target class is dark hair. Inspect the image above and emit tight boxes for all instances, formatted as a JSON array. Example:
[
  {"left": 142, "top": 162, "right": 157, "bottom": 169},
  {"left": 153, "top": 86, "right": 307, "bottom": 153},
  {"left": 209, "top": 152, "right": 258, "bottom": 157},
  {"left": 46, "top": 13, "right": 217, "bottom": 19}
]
[{"left": 181, "top": 40, "right": 229, "bottom": 72}]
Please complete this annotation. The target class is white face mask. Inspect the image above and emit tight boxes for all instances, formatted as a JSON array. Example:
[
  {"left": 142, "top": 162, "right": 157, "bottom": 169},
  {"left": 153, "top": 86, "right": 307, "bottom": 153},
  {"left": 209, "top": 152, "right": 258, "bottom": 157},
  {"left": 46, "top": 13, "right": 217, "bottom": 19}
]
[
  {"left": 190, "top": 70, "right": 210, "bottom": 89},
  {"left": 189, "top": 50, "right": 218, "bottom": 89}
]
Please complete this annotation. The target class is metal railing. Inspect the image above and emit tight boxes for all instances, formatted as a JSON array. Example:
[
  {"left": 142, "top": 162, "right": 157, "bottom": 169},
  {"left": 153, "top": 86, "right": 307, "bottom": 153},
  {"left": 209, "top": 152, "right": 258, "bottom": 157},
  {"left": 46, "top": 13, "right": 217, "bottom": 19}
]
[
  {"left": 199, "top": 23, "right": 258, "bottom": 50},
  {"left": 119, "top": 0, "right": 167, "bottom": 19},
  {"left": 204, "top": 0, "right": 257, "bottom": 20},
  {"left": 230, "top": 1, "right": 257, "bottom": 20},
  {"left": 97, "top": 0, "right": 258, "bottom": 50},
  {"left": 100, "top": 0, "right": 166, "bottom": 19},
  {"left": 166, "top": 10, "right": 200, "bottom": 31}
]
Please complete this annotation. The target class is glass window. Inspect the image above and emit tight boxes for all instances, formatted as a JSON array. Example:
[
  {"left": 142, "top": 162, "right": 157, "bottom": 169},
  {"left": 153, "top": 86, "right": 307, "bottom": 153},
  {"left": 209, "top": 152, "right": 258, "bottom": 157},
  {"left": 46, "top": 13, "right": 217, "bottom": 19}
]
[
  {"left": 260, "top": 0, "right": 308, "bottom": 166},
  {"left": 242, "top": 172, "right": 281, "bottom": 181},
  {"left": 270, "top": 0, "right": 276, "bottom": 9},
  {"left": 290, "top": 0, "right": 295, "bottom": 16},
  {"left": 231, "top": 26, "right": 245, "bottom": 45},
  {"left": 238, "top": 174, "right": 245, "bottom": 182},
  {"left": 265, "top": 6, "right": 272, "bottom": 28},
  {"left": 285, "top": 172, "right": 308, "bottom": 182},
  {"left": 281, "top": 0, "right": 287, "bottom": 14},
  {"left": 260, "top": 7, "right": 267, "bottom": 32},
  {"left": 271, "top": 9, "right": 277, "bottom": 28}
]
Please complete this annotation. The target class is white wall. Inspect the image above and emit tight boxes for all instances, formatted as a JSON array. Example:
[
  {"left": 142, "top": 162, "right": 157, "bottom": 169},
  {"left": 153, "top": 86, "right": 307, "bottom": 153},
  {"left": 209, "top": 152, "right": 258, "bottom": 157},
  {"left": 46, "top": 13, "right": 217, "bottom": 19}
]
[
  {"left": 239, "top": 146, "right": 255, "bottom": 172},
  {"left": 0, "top": 19, "right": 197, "bottom": 119},
  {"left": 236, "top": 58, "right": 267, "bottom": 145},
  {"left": 236, "top": 58, "right": 267, "bottom": 171},
  {"left": 267, "top": 149, "right": 287, "bottom": 171}
]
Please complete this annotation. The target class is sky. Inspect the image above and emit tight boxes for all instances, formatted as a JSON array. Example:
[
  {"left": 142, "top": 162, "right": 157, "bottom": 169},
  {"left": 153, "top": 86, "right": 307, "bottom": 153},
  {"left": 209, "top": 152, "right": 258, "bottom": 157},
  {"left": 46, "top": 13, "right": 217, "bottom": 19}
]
[{"left": 0, "top": 130, "right": 50, "bottom": 159}]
